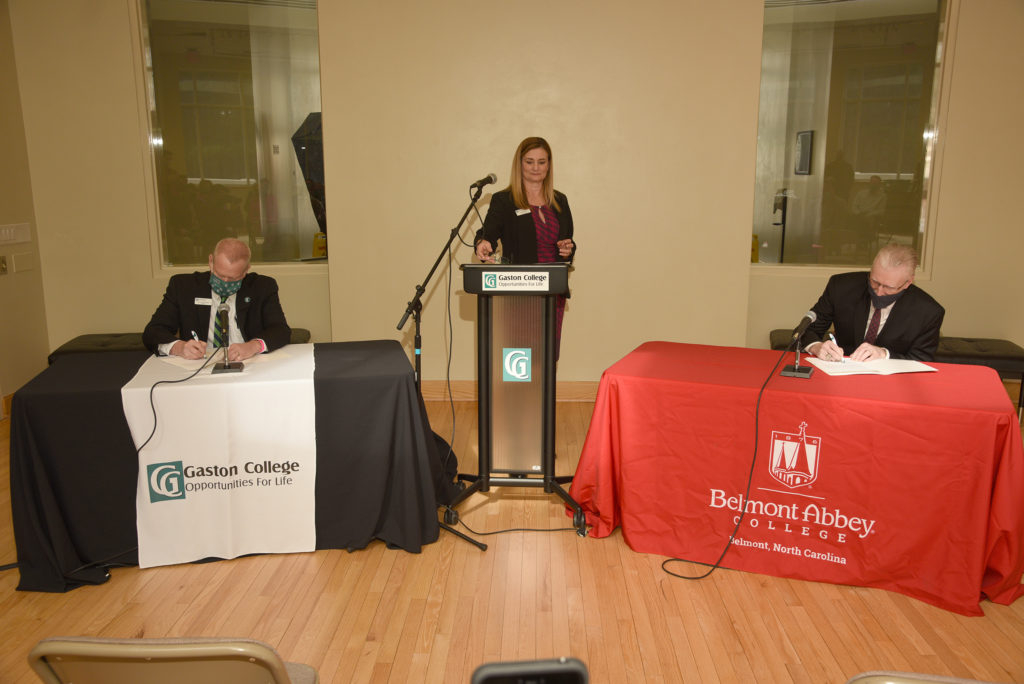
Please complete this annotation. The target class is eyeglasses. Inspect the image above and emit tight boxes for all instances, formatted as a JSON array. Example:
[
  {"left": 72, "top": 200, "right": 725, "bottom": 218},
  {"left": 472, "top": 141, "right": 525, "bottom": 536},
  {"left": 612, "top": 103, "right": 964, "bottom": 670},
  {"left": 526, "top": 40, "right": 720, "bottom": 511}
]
[{"left": 869, "top": 276, "right": 908, "bottom": 295}]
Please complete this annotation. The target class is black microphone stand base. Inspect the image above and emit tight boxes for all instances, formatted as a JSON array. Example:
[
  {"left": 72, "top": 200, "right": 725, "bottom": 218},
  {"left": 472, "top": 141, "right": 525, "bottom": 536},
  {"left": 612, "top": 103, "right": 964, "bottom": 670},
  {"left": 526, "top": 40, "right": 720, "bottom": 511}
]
[
  {"left": 213, "top": 361, "right": 244, "bottom": 374},
  {"left": 780, "top": 364, "right": 814, "bottom": 378},
  {"left": 439, "top": 520, "right": 487, "bottom": 551},
  {"left": 780, "top": 337, "right": 814, "bottom": 378},
  {"left": 444, "top": 472, "right": 589, "bottom": 539},
  {"left": 212, "top": 346, "right": 244, "bottom": 374}
]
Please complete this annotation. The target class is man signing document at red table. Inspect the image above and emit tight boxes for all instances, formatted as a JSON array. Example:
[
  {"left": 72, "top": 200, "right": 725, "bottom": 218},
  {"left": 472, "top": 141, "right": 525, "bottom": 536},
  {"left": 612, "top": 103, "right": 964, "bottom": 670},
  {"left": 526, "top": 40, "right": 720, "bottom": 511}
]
[{"left": 800, "top": 244, "right": 944, "bottom": 363}]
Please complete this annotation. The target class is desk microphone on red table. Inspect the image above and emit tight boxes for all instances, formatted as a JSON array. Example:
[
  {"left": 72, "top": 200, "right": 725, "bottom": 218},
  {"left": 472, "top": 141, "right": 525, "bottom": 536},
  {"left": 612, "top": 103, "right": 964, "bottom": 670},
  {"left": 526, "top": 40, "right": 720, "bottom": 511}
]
[
  {"left": 791, "top": 310, "right": 817, "bottom": 342},
  {"left": 781, "top": 310, "right": 817, "bottom": 378}
]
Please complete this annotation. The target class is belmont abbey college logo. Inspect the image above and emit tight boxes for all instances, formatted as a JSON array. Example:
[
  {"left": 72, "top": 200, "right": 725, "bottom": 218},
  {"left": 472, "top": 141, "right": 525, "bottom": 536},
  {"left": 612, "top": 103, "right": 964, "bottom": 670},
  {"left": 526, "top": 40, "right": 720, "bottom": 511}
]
[
  {"left": 502, "top": 348, "right": 531, "bottom": 382},
  {"left": 769, "top": 421, "right": 821, "bottom": 488},
  {"left": 148, "top": 461, "right": 186, "bottom": 502}
]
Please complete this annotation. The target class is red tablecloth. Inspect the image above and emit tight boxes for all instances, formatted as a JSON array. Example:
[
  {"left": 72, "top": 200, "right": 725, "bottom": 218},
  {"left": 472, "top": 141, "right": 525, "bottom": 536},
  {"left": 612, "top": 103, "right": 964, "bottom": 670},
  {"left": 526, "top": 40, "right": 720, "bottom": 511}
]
[{"left": 570, "top": 342, "right": 1024, "bottom": 616}]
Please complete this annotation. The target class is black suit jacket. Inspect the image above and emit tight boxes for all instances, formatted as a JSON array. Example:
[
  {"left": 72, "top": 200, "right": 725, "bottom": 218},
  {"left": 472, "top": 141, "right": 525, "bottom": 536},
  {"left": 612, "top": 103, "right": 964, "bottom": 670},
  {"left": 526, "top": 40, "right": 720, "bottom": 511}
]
[
  {"left": 802, "top": 271, "right": 944, "bottom": 361},
  {"left": 474, "top": 189, "right": 575, "bottom": 264},
  {"left": 142, "top": 271, "right": 291, "bottom": 354}
]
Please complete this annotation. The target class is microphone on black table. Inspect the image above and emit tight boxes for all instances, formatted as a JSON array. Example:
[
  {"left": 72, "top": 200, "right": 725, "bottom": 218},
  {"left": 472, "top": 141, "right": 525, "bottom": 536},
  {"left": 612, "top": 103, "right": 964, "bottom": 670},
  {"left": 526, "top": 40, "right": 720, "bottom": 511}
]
[
  {"left": 212, "top": 302, "right": 245, "bottom": 373},
  {"left": 470, "top": 173, "right": 497, "bottom": 189},
  {"left": 791, "top": 310, "right": 817, "bottom": 341}
]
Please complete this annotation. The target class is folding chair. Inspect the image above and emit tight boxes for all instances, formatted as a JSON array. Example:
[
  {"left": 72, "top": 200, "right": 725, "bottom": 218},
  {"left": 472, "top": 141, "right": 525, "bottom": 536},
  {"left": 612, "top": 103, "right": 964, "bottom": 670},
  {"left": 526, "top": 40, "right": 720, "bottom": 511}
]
[{"left": 28, "top": 636, "right": 318, "bottom": 684}]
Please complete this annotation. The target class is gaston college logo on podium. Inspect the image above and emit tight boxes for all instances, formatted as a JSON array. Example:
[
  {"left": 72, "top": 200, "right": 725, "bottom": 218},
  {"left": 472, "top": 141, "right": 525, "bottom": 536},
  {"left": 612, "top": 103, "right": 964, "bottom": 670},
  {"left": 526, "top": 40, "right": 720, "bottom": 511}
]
[
  {"left": 502, "top": 348, "right": 532, "bottom": 382},
  {"left": 769, "top": 421, "right": 821, "bottom": 488}
]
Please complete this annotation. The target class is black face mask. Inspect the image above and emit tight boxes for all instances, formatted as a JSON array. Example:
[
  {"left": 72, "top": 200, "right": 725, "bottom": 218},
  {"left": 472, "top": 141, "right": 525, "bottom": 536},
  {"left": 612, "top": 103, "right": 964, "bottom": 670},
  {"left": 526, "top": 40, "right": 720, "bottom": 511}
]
[{"left": 869, "top": 284, "right": 906, "bottom": 309}]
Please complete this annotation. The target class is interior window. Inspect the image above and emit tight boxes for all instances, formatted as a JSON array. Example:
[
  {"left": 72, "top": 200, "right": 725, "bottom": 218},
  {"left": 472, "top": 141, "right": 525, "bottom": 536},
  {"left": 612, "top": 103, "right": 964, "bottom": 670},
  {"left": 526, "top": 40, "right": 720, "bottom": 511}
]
[
  {"left": 142, "top": 0, "right": 326, "bottom": 264},
  {"left": 752, "top": 0, "right": 946, "bottom": 265}
]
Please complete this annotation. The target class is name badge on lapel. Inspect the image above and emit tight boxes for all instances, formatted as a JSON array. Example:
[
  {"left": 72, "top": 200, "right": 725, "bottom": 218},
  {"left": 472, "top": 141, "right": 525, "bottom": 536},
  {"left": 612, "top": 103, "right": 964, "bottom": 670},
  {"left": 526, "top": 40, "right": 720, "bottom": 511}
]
[
  {"left": 515, "top": 209, "right": 531, "bottom": 217},
  {"left": 194, "top": 297, "right": 213, "bottom": 306}
]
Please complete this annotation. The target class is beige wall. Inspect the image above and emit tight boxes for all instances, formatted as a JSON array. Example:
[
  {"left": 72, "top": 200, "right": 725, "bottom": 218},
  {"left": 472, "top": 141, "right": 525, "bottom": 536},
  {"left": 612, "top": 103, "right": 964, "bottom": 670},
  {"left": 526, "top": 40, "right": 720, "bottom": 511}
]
[
  {"left": 3, "top": 0, "right": 1021, "bottom": 394},
  {"left": 747, "top": 1, "right": 1024, "bottom": 350},
  {"left": 320, "top": 0, "right": 763, "bottom": 381},
  {"left": 0, "top": 0, "right": 48, "bottom": 397}
]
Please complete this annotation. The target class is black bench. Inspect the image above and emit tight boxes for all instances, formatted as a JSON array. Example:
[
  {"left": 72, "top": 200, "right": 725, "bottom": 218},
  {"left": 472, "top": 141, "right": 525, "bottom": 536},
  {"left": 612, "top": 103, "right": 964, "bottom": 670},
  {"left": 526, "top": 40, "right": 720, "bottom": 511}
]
[
  {"left": 768, "top": 329, "right": 1024, "bottom": 417},
  {"left": 48, "top": 329, "right": 312, "bottom": 365}
]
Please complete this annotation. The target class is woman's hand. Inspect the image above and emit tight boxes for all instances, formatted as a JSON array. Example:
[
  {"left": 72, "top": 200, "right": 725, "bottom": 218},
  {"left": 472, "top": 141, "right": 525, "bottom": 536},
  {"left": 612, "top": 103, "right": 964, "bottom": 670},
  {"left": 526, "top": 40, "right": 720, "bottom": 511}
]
[
  {"left": 475, "top": 240, "right": 495, "bottom": 262},
  {"left": 557, "top": 239, "right": 574, "bottom": 258}
]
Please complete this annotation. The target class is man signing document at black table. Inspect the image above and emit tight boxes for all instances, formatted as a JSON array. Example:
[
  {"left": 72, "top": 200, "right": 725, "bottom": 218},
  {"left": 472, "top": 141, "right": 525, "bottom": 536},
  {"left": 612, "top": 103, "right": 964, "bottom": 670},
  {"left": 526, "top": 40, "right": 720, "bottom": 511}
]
[{"left": 143, "top": 238, "right": 291, "bottom": 362}]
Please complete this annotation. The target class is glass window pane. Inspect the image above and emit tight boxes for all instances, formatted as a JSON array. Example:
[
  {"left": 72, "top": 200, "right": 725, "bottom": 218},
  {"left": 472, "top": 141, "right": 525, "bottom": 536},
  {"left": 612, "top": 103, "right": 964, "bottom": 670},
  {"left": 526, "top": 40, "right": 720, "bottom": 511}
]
[
  {"left": 857, "top": 101, "right": 903, "bottom": 173},
  {"left": 178, "top": 73, "right": 194, "bottom": 104},
  {"left": 751, "top": 0, "right": 943, "bottom": 266},
  {"left": 144, "top": 0, "right": 325, "bottom": 264},
  {"left": 195, "top": 108, "right": 245, "bottom": 179},
  {"left": 844, "top": 66, "right": 861, "bottom": 99},
  {"left": 180, "top": 109, "right": 200, "bottom": 178},
  {"left": 907, "top": 64, "right": 924, "bottom": 98},
  {"left": 194, "top": 71, "right": 240, "bottom": 105},
  {"left": 901, "top": 105, "right": 923, "bottom": 177},
  {"left": 861, "top": 64, "right": 907, "bottom": 99}
]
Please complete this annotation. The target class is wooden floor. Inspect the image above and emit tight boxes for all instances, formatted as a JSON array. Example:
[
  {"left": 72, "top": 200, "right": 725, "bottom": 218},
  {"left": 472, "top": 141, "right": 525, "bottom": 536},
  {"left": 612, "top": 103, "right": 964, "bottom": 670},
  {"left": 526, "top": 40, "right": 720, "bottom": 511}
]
[{"left": 2, "top": 396, "right": 1023, "bottom": 684}]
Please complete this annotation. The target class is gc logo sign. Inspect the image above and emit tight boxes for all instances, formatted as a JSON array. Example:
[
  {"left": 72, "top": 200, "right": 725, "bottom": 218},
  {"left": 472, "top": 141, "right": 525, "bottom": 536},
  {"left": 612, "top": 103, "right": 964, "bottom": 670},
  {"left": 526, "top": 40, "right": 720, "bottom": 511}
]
[
  {"left": 483, "top": 273, "right": 498, "bottom": 290},
  {"left": 147, "top": 461, "right": 185, "bottom": 502},
  {"left": 502, "top": 348, "right": 532, "bottom": 382}
]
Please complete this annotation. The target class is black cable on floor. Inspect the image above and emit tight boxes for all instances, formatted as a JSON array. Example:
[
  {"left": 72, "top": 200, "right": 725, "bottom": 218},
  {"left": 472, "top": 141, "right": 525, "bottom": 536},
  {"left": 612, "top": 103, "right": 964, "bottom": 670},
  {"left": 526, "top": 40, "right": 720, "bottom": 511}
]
[{"left": 449, "top": 510, "right": 577, "bottom": 537}]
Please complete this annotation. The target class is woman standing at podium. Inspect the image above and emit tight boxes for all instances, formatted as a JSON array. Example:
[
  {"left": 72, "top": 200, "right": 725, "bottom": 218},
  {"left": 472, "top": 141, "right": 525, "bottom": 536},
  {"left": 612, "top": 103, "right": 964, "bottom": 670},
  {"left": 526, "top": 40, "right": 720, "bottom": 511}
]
[{"left": 474, "top": 136, "right": 575, "bottom": 357}]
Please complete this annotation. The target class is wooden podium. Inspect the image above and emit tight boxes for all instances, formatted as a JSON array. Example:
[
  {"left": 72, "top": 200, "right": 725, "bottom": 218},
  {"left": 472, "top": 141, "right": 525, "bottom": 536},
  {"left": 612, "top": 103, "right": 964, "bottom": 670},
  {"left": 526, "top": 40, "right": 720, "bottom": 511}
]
[{"left": 446, "top": 263, "right": 586, "bottom": 536}]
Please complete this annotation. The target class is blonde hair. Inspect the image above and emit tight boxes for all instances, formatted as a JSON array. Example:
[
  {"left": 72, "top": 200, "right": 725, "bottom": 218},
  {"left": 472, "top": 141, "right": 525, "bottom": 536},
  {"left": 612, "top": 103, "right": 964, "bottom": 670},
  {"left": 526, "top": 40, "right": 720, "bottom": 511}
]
[
  {"left": 874, "top": 244, "right": 918, "bottom": 273},
  {"left": 508, "top": 137, "right": 560, "bottom": 212}
]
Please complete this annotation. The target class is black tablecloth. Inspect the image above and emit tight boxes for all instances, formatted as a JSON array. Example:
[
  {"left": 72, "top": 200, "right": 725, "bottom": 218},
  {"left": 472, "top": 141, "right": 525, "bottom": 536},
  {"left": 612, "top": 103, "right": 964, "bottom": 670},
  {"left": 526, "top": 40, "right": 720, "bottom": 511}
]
[{"left": 10, "top": 341, "right": 443, "bottom": 592}]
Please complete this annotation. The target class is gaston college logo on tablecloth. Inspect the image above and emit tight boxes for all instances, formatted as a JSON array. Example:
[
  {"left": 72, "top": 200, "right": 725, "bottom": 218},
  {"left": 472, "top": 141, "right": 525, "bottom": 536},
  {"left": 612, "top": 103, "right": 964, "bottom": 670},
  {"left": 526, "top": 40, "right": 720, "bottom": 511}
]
[
  {"left": 769, "top": 421, "right": 820, "bottom": 488},
  {"left": 147, "top": 461, "right": 185, "bottom": 502}
]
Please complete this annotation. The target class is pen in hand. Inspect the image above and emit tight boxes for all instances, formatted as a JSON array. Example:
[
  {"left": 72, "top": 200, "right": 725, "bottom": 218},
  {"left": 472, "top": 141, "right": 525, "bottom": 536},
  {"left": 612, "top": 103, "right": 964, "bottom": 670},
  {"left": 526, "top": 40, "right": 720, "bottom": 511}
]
[
  {"left": 828, "top": 333, "right": 844, "bottom": 362},
  {"left": 190, "top": 330, "right": 199, "bottom": 342}
]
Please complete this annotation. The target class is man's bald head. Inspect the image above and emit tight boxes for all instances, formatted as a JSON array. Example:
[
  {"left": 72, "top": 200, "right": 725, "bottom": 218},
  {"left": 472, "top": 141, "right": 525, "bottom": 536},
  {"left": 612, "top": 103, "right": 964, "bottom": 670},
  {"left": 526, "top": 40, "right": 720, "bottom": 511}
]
[{"left": 209, "top": 238, "right": 251, "bottom": 282}]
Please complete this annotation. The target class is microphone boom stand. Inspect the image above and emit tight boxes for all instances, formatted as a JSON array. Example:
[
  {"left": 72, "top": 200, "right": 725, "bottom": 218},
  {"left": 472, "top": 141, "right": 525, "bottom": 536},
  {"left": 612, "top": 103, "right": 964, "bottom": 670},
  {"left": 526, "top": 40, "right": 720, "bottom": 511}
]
[{"left": 397, "top": 184, "right": 487, "bottom": 551}]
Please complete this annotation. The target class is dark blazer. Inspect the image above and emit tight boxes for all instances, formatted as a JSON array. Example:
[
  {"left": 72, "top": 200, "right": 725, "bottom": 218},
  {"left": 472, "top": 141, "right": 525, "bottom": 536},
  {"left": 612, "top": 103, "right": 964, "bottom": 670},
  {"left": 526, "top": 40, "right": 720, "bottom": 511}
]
[
  {"left": 474, "top": 189, "right": 575, "bottom": 264},
  {"left": 142, "top": 271, "right": 291, "bottom": 354},
  {"left": 802, "top": 271, "right": 945, "bottom": 361}
]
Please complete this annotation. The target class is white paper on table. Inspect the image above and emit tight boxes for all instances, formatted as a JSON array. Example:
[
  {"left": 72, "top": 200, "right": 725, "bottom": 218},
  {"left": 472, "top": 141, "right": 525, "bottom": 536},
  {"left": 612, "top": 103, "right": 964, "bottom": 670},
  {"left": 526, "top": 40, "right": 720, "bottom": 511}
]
[{"left": 807, "top": 356, "right": 937, "bottom": 376}]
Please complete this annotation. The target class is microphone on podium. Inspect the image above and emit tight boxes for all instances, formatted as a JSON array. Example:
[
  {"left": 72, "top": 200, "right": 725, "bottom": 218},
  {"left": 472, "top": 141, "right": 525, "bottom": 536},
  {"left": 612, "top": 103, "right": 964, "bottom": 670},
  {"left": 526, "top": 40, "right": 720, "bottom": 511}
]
[{"left": 470, "top": 173, "right": 497, "bottom": 189}]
